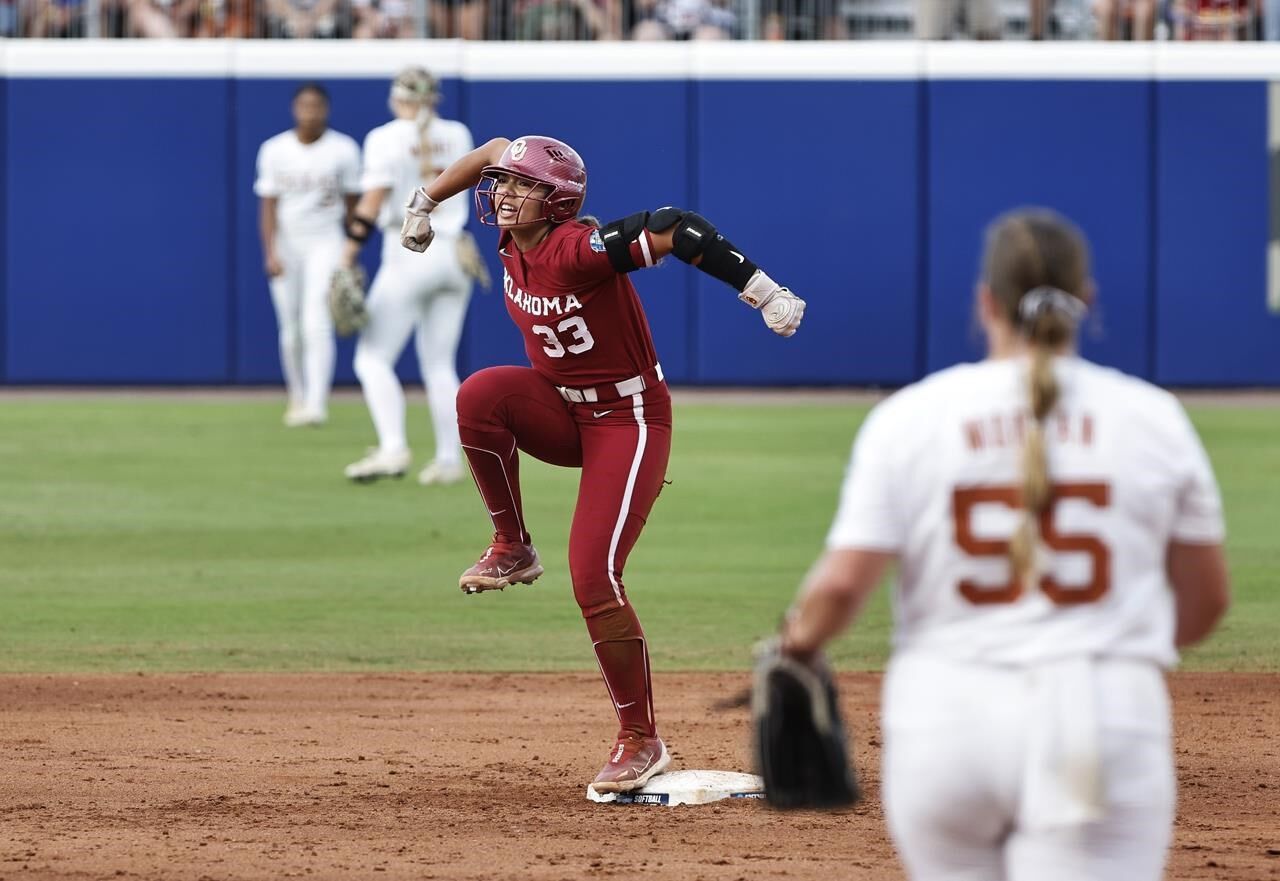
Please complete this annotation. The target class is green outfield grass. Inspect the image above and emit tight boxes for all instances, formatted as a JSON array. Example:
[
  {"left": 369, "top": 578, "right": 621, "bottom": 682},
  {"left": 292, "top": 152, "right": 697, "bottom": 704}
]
[{"left": 0, "top": 395, "right": 1275, "bottom": 673}]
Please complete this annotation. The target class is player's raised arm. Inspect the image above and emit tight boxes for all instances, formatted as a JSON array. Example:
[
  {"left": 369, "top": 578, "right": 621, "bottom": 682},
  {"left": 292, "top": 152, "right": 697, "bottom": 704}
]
[
  {"left": 400, "top": 138, "right": 510, "bottom": 253},
  {"left": 597, "top": 209, "right": 805, "bottom": 337}
]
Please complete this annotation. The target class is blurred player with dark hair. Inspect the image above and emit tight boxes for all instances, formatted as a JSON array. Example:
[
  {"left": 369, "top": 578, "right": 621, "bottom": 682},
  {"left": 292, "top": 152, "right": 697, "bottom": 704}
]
[{"left": 255, "top": 82, "right": 361, "bottom": 427}]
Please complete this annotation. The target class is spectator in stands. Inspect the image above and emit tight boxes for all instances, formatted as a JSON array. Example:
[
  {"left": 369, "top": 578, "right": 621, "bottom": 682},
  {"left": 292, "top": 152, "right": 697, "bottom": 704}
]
[
  {"left": 631, "top": 0, "right": 734, "bottom": 38},
  {"left": 123, "top": 0, "right": 183, "bottom": 35},
  {"left": 915, "top": 0, "right": 1003, "bottom": 38},
  {"left": 353, "top": 0, "right": 415, "bottom": 35},
  {"left": 428, "top": 0, "right": 484, "bottom": 37},
  {"left": 1, "top": 0, "right": 20, "bottom": 36},
  {"left": 1094, "top": 0, "right": 1156, "bottom": 37},
  {"left": 1169, "top": 0, "right": 1256, "bottom": 38},
  {"left": 1268, "top": 0, "right": 1279, "bottom": 38},
  {"left": 28, "top": 0, "right": 87, "bottom": 36},
  {"left": 514, "top": 0, "right": 619, "bottom": 38},
  {"left": 264, "top": 0, "right": 341, "bottom": 36},
  {"left": 1029, "top": 0, "right": 1052, "bottom": 37},
  {"left": 763, "top": 0, "right": 844, "bottom": 38}
]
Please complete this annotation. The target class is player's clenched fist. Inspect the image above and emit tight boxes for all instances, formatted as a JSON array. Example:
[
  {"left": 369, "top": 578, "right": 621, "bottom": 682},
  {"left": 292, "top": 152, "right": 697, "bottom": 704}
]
[
  {"left": 739, "top": 270, "right": 805, "bottom": 337},
  {"left": 400, "top": 187, "right": 439, "bottom": 253}
]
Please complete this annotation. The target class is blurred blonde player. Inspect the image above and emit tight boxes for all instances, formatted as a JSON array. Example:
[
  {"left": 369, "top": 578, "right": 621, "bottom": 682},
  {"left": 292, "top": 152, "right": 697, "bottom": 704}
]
[
  {"left": 256, "top": 82, "right": 361, "bottom": 427},
  {"left": 779, "top": 208, "right": 1230, "bottom": 881},
  {"left": 341, "top": 67, "right": 479, "bottom": 484}
]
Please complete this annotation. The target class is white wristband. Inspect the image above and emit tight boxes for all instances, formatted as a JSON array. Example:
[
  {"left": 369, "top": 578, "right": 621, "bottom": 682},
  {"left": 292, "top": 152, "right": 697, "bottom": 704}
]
[{"left": 406, "top": 188, "right": 439, "bottom": 214}]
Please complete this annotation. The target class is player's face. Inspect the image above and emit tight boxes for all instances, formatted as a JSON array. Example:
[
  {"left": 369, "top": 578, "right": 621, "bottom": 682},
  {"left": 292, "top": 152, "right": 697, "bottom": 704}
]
[
  {"left": 292, "top": 91, "right": 329, "bottom": 139},
  {"left": 492, "top": 172, "right": 553, "bottom": 228}
]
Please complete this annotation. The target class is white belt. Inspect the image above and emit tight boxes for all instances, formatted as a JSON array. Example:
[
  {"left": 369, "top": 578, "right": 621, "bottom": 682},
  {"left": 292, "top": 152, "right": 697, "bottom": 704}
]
[{"left": 555, "top": 363, "right": 664, "bottom": 404}]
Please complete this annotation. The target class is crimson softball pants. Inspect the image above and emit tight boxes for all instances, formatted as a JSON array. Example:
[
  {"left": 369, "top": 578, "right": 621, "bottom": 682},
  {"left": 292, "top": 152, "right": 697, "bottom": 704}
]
[{"left": 456, "top": 366, "right": 672, "bottom": 738}]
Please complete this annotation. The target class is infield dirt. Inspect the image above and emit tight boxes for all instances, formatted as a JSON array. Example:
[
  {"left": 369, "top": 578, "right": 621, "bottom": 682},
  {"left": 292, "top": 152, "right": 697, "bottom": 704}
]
[{"left": 2, "top": 673, "right": 1276, "bottom": 880}]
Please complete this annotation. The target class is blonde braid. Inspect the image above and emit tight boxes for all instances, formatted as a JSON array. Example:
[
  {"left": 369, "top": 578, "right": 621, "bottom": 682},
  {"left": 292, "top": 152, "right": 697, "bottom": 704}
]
[{"left": 1007, "top": 220, "right": 1067, "bottom": 585}]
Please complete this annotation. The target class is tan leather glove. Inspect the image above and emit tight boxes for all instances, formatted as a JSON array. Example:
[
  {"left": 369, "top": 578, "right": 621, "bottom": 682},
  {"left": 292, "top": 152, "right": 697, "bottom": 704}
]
[{"left": 455, "top": 230, "right": 492, "bottom": 291}]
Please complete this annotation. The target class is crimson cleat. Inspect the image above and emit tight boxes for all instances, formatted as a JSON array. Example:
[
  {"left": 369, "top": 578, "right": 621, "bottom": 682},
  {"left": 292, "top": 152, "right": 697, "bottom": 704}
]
[
  {"left": 588, "top": 735, "right": 671, "bottom": 794},
  {"left": 458, "top": 542, "right": 544, "bottom": 595}
]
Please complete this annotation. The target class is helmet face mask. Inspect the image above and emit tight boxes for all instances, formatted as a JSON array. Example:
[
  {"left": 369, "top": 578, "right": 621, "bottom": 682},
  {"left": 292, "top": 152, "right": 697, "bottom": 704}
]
[{"left": 474, "top": 136, "right": 586, "bottom": 227}]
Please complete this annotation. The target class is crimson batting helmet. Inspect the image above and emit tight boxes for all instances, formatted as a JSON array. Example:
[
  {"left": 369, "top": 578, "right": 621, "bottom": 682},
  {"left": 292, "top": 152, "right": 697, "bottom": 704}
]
[{"left": 475, "top": 135, "right": 587, "bottom": 226}]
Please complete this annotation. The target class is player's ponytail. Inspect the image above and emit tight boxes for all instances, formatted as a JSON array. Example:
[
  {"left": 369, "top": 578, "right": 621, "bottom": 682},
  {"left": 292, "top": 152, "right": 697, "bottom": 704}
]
[{"left": 982, "top": 211, "right": 1090, "bottom": 586}]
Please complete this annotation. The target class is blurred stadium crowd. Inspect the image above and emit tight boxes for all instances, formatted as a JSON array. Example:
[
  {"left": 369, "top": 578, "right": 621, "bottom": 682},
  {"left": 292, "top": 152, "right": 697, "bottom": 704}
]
[{"left": 2, "top": 0, "right": 1270, "bottom": 47}]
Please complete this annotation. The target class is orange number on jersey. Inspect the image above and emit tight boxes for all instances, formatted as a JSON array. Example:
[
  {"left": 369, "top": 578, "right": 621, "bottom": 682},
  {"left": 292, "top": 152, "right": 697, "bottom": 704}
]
[{"left": 953, "top": 482, "right": 1111, "bottom": 606}]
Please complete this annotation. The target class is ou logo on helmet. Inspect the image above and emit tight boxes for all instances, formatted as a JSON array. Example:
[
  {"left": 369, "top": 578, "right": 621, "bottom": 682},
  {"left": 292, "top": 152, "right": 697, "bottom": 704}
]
[{"left": 510, "top": 139, "right": 528, "bottom": 161}]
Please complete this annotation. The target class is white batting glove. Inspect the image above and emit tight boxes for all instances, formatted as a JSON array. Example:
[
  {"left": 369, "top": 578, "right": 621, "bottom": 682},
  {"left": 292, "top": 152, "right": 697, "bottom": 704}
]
[
  {"left": 739, "top": 270, "right": 805, "bottom": 337},
  {"left": 400, "top": 188, "right": 439, "bottom": 253}
]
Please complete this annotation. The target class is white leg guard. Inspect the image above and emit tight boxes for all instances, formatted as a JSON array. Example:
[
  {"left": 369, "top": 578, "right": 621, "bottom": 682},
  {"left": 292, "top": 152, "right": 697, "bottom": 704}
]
[
  {"left": 354, "top": 264, "right": 417, "bottom": 454},
  {"left": 268, "top": 264, "right": 304, "bottom": 408},
  {"left": 414, "top": 286, "right": 471, "bottom": 467},
  {"left": 300, "top": 241, "right": 340, "bottom": 418}
]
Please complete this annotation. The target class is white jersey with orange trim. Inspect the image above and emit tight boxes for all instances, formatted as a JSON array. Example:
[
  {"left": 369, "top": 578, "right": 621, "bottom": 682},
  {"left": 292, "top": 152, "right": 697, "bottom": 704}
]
[
  {"left": 359, "top": 116, "right": 472, "bottom": 235},
  {"left": 827, "top": 355, "right": 1224, "bottom": 669},
  {"left": 254, "top": 128, "right": 361, "bottom": 240}
]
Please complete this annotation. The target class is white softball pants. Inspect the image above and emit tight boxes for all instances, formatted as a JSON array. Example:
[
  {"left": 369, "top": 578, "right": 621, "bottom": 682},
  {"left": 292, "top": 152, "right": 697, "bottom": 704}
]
[
  {"left": 881, "top": 652, "right": 1175, "bottom": 881},
  {"left": 354, "top": 233, "right": 472, "bottom": 465},
  {"left": 269, "top": 232, "right": 343, "bottom": 416}
]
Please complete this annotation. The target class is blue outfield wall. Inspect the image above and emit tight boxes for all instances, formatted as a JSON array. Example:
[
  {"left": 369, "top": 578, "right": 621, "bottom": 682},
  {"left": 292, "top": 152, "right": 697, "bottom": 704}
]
[
  {"left": 927, "top": 80, "right": 1154, "bottom": 379},
  {"left": 7, "top": 78, "right": 233, "bottom": 382},
  {"left": 3, "top": 43, "right": 1280, "bottom": 386},
  {"left": 1155, "top": 80, "right": 1278, "bottom": 386}
]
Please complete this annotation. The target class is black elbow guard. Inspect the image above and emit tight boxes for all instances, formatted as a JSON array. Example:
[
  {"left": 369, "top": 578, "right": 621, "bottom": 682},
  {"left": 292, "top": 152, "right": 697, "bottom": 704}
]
[
  {"left": 651, "top": 208, "right": 759, "bottom": 292},
  {"left": 599, "top": 211, "right": 650, "bottom": 273}
]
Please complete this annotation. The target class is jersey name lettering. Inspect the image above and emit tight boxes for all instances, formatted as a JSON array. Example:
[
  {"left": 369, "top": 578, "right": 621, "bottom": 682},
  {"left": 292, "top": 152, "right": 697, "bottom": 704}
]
[{"left": 503, "top": 271, "right": 582, "bottom": 317}]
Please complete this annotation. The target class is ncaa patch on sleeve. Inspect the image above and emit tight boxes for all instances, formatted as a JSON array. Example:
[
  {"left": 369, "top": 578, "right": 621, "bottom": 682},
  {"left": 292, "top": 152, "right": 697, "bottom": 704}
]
[{"left": 589, "top": 230, "right": 607, "bottom": 253}]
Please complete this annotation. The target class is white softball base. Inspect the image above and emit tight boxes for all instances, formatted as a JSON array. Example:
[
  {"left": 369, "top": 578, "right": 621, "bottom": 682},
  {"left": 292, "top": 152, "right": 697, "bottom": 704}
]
[{"left": 587, "top": 770, "right": 765, "bottom": 806}]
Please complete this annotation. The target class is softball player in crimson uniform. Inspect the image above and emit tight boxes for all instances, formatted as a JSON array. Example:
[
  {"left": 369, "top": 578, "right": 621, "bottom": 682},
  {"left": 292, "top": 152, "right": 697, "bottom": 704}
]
[
  {"left": 399, "top": 134, "right": 805, "bottom": 793},
  {"left": 780, "top": 209, "right": 1230, "bottom": 881}
]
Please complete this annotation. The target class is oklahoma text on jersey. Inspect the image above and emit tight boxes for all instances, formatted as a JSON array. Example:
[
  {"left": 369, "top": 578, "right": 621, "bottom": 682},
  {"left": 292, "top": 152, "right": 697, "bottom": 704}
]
[{"left": 503, "top": 269, "right": 582, "bottom": 318}]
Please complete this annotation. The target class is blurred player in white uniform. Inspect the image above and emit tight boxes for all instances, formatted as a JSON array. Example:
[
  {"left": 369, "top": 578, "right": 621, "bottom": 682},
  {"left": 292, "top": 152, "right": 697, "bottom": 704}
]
[
  {"left": 255, "top": 83, "right": 361, "bottom": 426},
  {"left": 341, "top": 67, "right": 480, "bottom": 484},
  {"left": 779, "top": 209, "right": 1231, "bottom": 881}
]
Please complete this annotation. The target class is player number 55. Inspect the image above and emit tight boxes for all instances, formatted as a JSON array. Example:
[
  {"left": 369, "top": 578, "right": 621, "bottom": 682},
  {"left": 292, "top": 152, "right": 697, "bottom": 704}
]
[
  {"left": 952, "top": 482, "right": 1111, "bottom": 606},
  {"left": 531, "top": 315, "right": 595, "bottom": 358}
]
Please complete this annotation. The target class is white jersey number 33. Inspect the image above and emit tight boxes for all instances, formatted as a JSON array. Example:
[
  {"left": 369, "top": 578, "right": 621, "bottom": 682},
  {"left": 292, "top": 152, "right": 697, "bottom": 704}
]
[{"left": 532, "top": 315, "right": 596, "bottom": 358}]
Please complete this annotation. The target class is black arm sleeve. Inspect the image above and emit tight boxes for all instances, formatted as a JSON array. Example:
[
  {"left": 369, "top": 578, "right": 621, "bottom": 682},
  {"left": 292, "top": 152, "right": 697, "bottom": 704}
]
[{"left": 650, "top": 209, "right": 759, "bottom": 292}]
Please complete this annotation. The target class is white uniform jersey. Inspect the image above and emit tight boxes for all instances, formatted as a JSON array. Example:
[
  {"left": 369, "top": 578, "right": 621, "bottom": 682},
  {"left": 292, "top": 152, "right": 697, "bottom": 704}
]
[
  {"left": 254, "top": 129, "right": 362, "bottom": 239},
  {"left": 359, "top": 116, "right": 473, "bottom": 235},
  {"left": 828, "top": 356, "right": 1224, "bottom": 668}
]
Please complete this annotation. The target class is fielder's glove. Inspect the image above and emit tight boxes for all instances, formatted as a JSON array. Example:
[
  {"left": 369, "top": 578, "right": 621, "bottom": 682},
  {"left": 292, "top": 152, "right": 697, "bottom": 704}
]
[
  {"left": 456, "top": 230, "right": 493, "bottom": 291},
  {"left": 328, "top": 265, "right": 369, "bottom": 337},
  {"left": 752, "top": 637, "right": 860, "bottom": 810},
  {"left": 740, "top": 270, "right": 805, "bottom": 337},
  {"left": 401, "top": 187, "right": 438, "bottom": 253}
]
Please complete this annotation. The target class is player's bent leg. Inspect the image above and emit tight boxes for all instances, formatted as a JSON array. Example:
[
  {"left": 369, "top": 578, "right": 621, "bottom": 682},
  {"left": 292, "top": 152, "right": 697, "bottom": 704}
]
[{"left": 455, "top": 367, "right": 581, "bottom": 594}]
